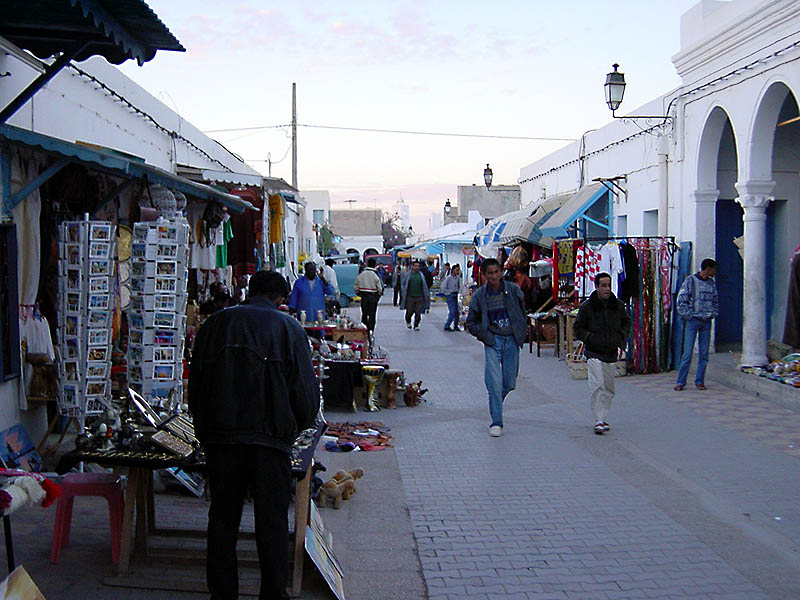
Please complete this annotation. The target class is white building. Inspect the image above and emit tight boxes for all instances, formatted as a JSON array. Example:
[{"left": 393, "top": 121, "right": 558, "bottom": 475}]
[
  {"left": 519, "top": 0, "right": 800, "bottom": 367},
  {"left": 301, "top": 190, "right": 331, "bottom": 226},
  {"left": 391, "top": 199, "right": 410, "bottom": 229}
]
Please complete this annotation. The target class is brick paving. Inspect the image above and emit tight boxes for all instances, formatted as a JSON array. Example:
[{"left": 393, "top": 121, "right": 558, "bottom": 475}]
[{"left": 372, "top": 296, "right": 800, "bottom": 599}]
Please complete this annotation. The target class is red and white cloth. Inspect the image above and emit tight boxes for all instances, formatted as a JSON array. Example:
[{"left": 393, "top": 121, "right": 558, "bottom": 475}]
[{"left": 575, "top": 246, "right": 600, "bottom": 297}]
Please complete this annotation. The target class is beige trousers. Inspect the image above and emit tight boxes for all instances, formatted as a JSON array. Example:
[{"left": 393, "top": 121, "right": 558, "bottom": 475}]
[{"left": 587, "top": 358, "right": 616, "bottom": 422}]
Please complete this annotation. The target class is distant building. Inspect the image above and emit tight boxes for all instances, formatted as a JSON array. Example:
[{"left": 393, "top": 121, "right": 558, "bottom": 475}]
[
  {"left": 391, "top": 200, "right": 410, "bottom": 229},
  {"left": 449, "top": 185, "right": 521, "bottom": 226},
  {"left": 301, "top": 190, "right": 331, "bottom": 225},
  {"left": 329, "top": 208, "right": 384, "bottom": 260}
]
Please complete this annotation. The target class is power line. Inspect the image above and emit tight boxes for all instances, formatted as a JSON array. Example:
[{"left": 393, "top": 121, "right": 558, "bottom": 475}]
[{"left": 204, "top": 122, "right": 576, "bottom": 142}]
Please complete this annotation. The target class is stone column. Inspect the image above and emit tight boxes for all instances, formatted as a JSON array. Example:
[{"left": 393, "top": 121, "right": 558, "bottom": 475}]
[
  {"left": 693, "top": 190, "right": 719, "bottom": 268},
  {"left": 735, "top": 180, "right": 774, "bottom": 367}
]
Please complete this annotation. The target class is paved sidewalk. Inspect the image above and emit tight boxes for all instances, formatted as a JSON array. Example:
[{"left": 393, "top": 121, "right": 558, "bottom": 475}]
[{"left": 371, "top": 296, "right": 800, "bottom": 599}]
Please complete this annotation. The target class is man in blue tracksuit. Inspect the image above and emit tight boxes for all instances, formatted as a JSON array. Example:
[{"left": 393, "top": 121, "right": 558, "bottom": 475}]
[
  {"left": 674, "top": 258, "right": 719, "bottom": 391},
  {"left": 466, "top": 258, "right": 527, "bottom": 437},
  {"left": 288, "top": 261, "right": 334, "bottom": 321}
]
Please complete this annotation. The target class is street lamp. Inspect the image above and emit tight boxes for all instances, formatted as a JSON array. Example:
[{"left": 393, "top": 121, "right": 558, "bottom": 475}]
[
  {"left": 483, "top": 164, "right": 493, "bottom": 188},
  {"left": 444, "top": 199, "right": 452, "bottom": 214},
  {"left": 604, "top": 63, "right": 672, "bottom": 121}
]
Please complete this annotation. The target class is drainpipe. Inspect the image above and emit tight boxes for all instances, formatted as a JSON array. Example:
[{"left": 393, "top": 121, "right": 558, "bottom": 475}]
[{"left": 657, "top": 134, "right": 669, "bottom": 236}]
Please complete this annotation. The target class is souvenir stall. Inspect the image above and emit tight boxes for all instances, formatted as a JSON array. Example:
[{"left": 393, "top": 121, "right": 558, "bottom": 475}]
[{"left": 550, "top": 236, "right": 678, "bottom": 374}]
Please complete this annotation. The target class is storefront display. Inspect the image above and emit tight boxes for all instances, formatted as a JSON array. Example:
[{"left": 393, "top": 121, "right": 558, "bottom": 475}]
[{"left": 56, "top": 220, "right": 116, "bottom": 417}]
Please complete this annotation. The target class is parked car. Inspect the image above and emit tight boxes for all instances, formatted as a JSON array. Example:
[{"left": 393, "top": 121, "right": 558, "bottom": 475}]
[{"left": 332, "top": 263, "right": 359, "bottom": 307}]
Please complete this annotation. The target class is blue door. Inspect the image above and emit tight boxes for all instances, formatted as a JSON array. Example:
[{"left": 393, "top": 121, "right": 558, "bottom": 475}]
[{"left": 715, "top": 200, "right": 743, "bottom": 345}]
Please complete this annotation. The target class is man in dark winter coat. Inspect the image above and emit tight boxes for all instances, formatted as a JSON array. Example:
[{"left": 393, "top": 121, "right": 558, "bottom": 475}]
[
  {"left": 189, "top": 270, "right": 319, "bottom": 600},
  {"left": 573, "top": 272, "right": 631, "bottom": 435}
]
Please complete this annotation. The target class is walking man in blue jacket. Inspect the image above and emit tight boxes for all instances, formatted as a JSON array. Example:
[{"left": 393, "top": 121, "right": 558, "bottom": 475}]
[
  {"left": 189, "top": 270, "right": 320, "bottom": 600},
  {"left": 466, "top": 258, "right": 527, "bottom": 437},
  {"left": 674, "top": 258, "right": 719, "bottom": 391}
]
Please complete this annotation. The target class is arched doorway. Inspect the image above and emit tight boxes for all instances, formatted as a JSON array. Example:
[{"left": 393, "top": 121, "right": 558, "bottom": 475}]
[
  {"left": 696, "top": 106, "right": 741, "bottom": 348},
  {"left": 749, "top": 83, "right": 800, "bottom": 344},
  {"left": 363, "top": 248, "right": 379, "bottom": 257}
]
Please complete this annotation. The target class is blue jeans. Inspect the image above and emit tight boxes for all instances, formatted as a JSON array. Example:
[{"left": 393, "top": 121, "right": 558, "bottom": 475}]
[
  {"left": 444, "top": 294, "right": 459, "bottom": 329},
  {"left": 484, "top": 334, "right": 520, "bottom": 427},
  {"left": 676, "top": 317, "right": 712, "bottom": 386}
]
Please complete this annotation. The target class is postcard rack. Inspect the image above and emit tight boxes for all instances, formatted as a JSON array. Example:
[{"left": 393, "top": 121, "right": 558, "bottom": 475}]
[
  {"left": 127, "top": 217, "right": 190, "bottom": 409},
  {"left": 56, "top": 220, "right": 116, "bottom": 417}
]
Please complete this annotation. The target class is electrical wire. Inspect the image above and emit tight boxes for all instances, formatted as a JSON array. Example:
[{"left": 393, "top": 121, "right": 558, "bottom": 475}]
[{"left": 205, "top": 122, "right": 576, "bottom": 142}]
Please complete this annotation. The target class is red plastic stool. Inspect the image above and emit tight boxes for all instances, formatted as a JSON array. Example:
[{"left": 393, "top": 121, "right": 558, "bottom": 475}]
[{"left": 50, "top": 472, "right": 124, "bottom": 564}]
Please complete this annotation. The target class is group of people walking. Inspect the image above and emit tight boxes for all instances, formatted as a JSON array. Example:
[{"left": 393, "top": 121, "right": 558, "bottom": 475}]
[{"left": 466, "top": 256, "right": 719, "bottom": 438}]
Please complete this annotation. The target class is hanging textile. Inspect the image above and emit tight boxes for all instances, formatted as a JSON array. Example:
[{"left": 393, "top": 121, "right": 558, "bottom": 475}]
[
  {"left": 575, "top": 245, "right": 599, "bottom": 297},
  {"left": 268, "top": 194, "right": 284, "bottom": 245},
  {"left": 784, "top": 249, "right": 800, "bottom": 348}
]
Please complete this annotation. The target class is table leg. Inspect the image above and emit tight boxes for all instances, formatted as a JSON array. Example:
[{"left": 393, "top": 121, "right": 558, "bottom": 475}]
[
  {"left": 134, "top": 470, "right": 150, "bottom": 555},
  {"left": 117, "top": 468, "right": 141, "bottom": 575},
  {"left": 290, "top": 466, "right": 313, "bottom": 597}
]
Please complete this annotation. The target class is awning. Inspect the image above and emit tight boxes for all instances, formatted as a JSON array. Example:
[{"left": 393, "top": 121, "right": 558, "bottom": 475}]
[
  {"left": 200, "top": 169, "right": 263, "bottom": 187},
  {"left": 539, "top": 183, "right": 608, "bottom": 238},
  {"left": 0, "top": 0, "right": 184, "bottom": 66},
  {"left": 0, "top": 123, "right": 254, "bottom": 213}
]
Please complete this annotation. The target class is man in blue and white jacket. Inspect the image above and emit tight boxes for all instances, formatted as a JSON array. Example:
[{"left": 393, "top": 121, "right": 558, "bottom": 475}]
[{"left": 674, "top": 258, "right": 719, "bottom": 391}]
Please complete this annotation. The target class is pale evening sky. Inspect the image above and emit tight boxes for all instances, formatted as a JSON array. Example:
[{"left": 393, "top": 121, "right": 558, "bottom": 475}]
[{"left": 120, "top": 0, "right": 701, "bottom": 232}]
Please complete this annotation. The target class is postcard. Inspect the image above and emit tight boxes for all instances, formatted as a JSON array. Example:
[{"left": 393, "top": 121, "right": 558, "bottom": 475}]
[
  {"left": 87, "top": 346, "right": 108, "bottom": 362},
  {"left": 63, "top": 361, "right": 79, "bottom": 382},
  {"left": 89, "top": 259, "right": 112, "bottom": 276},
  {"left": 88, "top": 328, "right": 109, "bottom": 346},
  {"left": 65, "top": 291, "right": 81, "bottom": 313},
  {"left": 129, "top": 345, "right": 143, "bottom": 363},
  {"left": 90, "top": 222, "right": 112, "bottom": 241},
  {"left": 156, "top": 261, "right": 177, "bottom": 276},
  {"left": 153, "top": 346, "right": 175, "bottom": 363},
  {"left": 154, "top": 329, "right": 175, "bottom": 345},
  {"left": 64, "top": 315, "right": 79, "bottom": 337},
  {"left": 157, "top": 242, "right": 178, "bottom": 258},
  {"left": 131, "top": 242, "right": 147, "bottom": 258},
  {"left": 66, "top": 223, "right": 82, "bottom": 243},
  {"left": 89, "top": 293, "right": 109, "bottom": 309},
  {"left": 154, "top": 364, "right": 174, "bottom": 380},
  {"left": 64, "top": 337, "right": 80, "bottom": 359},
  {"left": 157, "top": 224, "right": 179, "bottom": 241},
  {"left": 89, "top": 241, "right": 110, "bottom": 258},
  {"left": 66, "top": 269, "right": 81, "bottom": 290},
  {"left": 151, "top": 383, "right": 173, "bottom": 400},
  {"left": 86, "top": 362, "right": 107, "bottom": 379},
  {"left": 153, "top": 312, "right": 175, "bottom": 328},
  {"left": 129, "top": 312, "right": 144, "bottom": 329},
  {"left": 87, "top": 310, "right": 110, "bottom": 328},
  {"left": 85, "top": 380, "right": 106, "bottom": 397},
  {"left": 89, "top": 276, "right": 109, "bottom": 293},
  {"left": 129, "top": 329, "right": 143, "bottom": 345},
  {"left": 66, "top": 244, "right": 82, "bottom": 266},
  {"left": 155, "top": 277, "right": 177, "bottom": 293},
  {"left": 128, "top": 365, "right": 142, "bottom": 381},
  {"left": 154, "top": 294, "right": 176, "bottom": 312},
  {"left": 0, "top": 424, "right": 44, "bottom": 472}
]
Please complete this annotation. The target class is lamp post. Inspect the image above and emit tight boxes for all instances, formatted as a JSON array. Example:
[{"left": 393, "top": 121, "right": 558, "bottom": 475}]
[
  {"left": 604, "top": 63, "right": 672, "bottom": 121},
  {"left": 444, "top": 199, "right": 452, "bottom": 214},
  {"left": 483, "top": 164, "right": 493, "bottom": 188}
]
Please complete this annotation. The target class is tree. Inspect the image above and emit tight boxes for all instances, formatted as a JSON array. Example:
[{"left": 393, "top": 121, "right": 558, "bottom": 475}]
[
  {"left": 316, "top": 224, "right": 336, "bottom": 256},
  {"left": 382, "top": 212, "right": 407, "bottom": 250}
]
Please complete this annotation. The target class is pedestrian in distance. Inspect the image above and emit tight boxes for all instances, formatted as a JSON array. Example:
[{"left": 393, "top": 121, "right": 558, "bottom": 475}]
[
  {"left": 392, "top": 263, "right": 404, "bottom": 306},
  {"left": 466, "top": 258, "right": 527, "bottom": 437},
  {"left": 189, "top": 270, "right": 320, "bottom": 600},
  {"left": 674, "top": 258, "right": 719, "bottom": 391},
  {"left": 322, "top": 258, "right": 340, "bottom": 300},
  {"left": 441, "top": 263, "right": 463, "bottom": 331},
  {"left": 400, "top": 260, "right": 430, "bottom": 330},
  {"left": 288, "top": 261, "right": 335, "bottom": 321},
  {"left": 354, "top": 257, "right": 384, "bottom": 333},
  {"left": 573, "top": 271, "right": 631, "bottom": 435}
]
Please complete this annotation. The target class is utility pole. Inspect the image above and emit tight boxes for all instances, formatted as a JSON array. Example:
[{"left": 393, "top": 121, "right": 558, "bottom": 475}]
[{"left": 291, "top": 82, "right": 297, "bottom": 189}]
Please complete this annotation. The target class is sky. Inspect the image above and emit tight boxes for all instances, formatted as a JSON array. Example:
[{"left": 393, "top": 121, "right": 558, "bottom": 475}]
[{"left": 121, "top": 0, "right": 701, "bottom": 233}]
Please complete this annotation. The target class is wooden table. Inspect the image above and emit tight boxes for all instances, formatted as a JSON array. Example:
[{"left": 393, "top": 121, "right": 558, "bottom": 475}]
[
  {"left": 58, "top": 423, "right": 325, "bottom": 597},
  {"left": 527, "top": 313, "right": 557, "bottom": 357}
]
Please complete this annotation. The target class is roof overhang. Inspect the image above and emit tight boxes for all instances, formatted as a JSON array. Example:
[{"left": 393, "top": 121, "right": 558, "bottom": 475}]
[
  {"left": 0, "top": 124, "right": 254, "bottom": 214},
  {"left": 539, "top": 183, "right": 608, "bottom": 239}
]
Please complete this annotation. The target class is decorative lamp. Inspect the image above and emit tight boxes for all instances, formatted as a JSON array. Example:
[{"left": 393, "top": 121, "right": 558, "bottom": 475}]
[
  {"left": 604, "top": 63, "right": 626, "bottom": 113},
  {"left": 444, "top": 199, "right": 452, "bottom": 214},
  {"left": 483, "top": 164, "right": 493, "bottom": 188}
]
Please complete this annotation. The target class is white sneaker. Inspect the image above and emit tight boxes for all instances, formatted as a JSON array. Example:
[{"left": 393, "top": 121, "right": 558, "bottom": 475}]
[
  {"left": 489, "top": 425, "right": 502, "bottom": 437},
  {"left": 413, "top": 326, "right": 420, "bottom": 331},
  {"left": 406, "top": 322, "right": 412, "bottom": 329}
]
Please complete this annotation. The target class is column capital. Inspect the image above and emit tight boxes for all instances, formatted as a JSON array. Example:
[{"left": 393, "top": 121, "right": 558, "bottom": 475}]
[
  {"left": 693, "top": 189, "right": 719, "bottom": 204},
  {"left": 735, "top": 180, "right": 775, "bottom": 210}
]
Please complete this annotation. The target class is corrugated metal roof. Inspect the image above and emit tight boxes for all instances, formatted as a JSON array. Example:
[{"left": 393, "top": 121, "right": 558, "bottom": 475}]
[
  {"left": 539, "top": 183, "right": 607, "bottom": 238},
  {"left": 0, "top": 124, "right": 254, "bottom": 213},
  {"left": 0, "top": 0, "right": 184, "bottom": 66}
]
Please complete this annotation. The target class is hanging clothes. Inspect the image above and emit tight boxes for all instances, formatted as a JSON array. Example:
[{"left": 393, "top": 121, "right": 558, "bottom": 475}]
[
  {"left": 575, "top": 245, "right": 599, "bottom": 298},
  {"left": 597, "top": 241, "right": 624, "bottom": 297},
  {"left": 619, "top": 241, "right": 640, "bottom": 303},
  {"left": 783, "top": 249, "right": 800, "bottom": 348}
]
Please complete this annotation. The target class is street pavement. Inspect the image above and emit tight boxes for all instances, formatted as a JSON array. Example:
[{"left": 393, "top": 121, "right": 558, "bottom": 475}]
[
  {"left": 368, "top": 294, "right": 800, "bottom": 600},
  {"left": 7, "top": 293, "right": 800, "bottom": 599}
]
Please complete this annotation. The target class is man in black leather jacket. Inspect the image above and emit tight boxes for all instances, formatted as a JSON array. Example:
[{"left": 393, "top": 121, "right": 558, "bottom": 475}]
[
  {"left": 189, "top": 270, "right": 319, "bottom": 600},
  {"left": 573, "top": 272, "right": 630, "bottom": 435}
]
